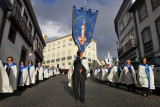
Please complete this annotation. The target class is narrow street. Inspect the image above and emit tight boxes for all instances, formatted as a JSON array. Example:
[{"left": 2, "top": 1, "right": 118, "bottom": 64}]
[{"left": 0, "top": 75, "right": 160, "bottom": 107}]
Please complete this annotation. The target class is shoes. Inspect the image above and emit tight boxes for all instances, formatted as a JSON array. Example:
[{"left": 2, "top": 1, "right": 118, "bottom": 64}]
[{"left": 79, "top": 97, "right": 85, "bottom": 103}]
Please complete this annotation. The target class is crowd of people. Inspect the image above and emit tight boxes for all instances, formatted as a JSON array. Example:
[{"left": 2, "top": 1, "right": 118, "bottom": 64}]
[
  {"left": 93, "top": 57, "right": 155, "bottom": 98},
  {"left": 0, "top": 57, "right": 57, "bottom": 94}
]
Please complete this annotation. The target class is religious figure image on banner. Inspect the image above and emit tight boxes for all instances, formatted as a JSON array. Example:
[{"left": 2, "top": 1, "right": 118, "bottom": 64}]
[
  {"left": 78, "top": 21, "right": 87, "bottom": 45},
  {"left": 72, "top": 6, "right": 99, "bottom": 52}
]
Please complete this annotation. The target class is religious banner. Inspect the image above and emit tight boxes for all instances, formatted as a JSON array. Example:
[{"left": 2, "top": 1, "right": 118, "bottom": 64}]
[{"left": 72, "top": 6, "right": 99, "bottom": 52}]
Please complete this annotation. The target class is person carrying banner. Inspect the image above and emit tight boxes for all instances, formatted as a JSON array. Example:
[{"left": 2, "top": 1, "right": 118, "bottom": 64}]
[{"left": 70, "top": 51, "right": 89, "bottom": 103}]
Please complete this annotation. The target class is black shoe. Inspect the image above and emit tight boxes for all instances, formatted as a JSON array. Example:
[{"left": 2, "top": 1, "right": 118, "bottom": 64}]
[
  {"left": 75, "top": 98, "right": 79, "bottom": 103},
  {"left": 80, "top": 97, "right": 85, "bottom": 103}
]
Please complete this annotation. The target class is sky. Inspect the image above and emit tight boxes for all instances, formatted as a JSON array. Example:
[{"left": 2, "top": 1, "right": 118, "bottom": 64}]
[{"left": 31, "top": 0, "right": 123, "bottom": 60}]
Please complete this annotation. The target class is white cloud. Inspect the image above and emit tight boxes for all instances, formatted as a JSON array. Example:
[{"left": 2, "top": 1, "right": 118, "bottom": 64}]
[{"left": 39, "top": 20, "right": 71, "bottom": 38}]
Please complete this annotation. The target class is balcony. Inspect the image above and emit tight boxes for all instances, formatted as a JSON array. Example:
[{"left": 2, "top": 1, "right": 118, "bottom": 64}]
[
  {"left": 67, "top": 56, "right": 72, "bottom": 60},
  {"left": 47, "top": 60, "right": 50, "bottom": 63},
  {"left": 51, "top": 59, "right": 55, "bottom": 63},
  {"left": 144, "top": 41, "right": 154, "bottom": 57},
  {"left": 34, "top": 47, "right": 43, "bottom": 60},
  {"left": 56, "top": 58, "right": 60, "bottom": 62},
  {"left": 9, "top": 7, "right": 34, "bottom": 47},
  {"left": 61, "top": 57, "right": 66, "bottom": 61},
  {"left": 118, "top": 39, "right": 136, "bottom": 58}
]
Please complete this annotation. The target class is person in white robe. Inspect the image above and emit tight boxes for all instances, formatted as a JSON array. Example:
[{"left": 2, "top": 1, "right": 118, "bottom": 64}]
[
  {"left": 4, "top": 57, "right": 18, "bottom": 91},
  {"left": 105, "top": 64, "right": 111, "bottom": 85},
  {"left": 49, "top": 67, "right": 53, "bottom": 77},
  {"left": 107, "top": 61, "right": 122, "bottom": 87},
  {"left": 102, "top": 65, "right": 107, "bottom": 82},
  {"left": 120, "top": 60, "right": 137, "bottom": 91},
  {"left": 26, "top": 60, "right": 36, "bottom": 85},
  {"left": 35, "top": 62, "right": 43, "bottom": 82},
  {"left": 43, "top": 66, "right": 49, "bottom": 79},
  {"left": 138, "top": 57, "right": 155, "bottom": 97},
  {"left": 54, "top": 68, "right": 57, "bottom": 76},
  {"left": 18, "top": 62, "right": 28, "bottom": 87},
  {"left": 96, "top": 68, "right": 100, "bottom": 80},
  {"left": 0, "top": 60, "right": 13, "bottom": 93},
  {"left": 94, "top": 67, "right": 99, "bottom": 79}
]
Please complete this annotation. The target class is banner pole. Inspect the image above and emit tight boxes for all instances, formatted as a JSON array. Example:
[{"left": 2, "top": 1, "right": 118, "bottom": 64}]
[{"left": 85, "top": 0, "right": 87, "bottom": 9}]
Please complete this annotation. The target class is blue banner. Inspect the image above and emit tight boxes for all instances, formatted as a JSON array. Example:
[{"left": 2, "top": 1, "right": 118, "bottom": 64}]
[{"left": 72, "top": 6, "right": 99, "bottom": 52}]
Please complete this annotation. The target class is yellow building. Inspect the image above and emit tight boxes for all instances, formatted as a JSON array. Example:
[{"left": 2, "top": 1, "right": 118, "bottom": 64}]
[{"left": 42, "top": 34, "right": 100, "bottom": 70}]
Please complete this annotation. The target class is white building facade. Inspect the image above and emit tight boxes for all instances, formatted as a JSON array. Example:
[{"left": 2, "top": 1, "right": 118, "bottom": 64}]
[
  {"left": 129, "top": 0, "right": 160, "bottom": 61},
  {"left": 0, "top": 0, "right": 45, "bottom": 65},
  {"left": 43, "top": 34, "right": 100, "bottom": 70},
  {"left": 114, "top": 0, "right": 140, "bottom": 61}
]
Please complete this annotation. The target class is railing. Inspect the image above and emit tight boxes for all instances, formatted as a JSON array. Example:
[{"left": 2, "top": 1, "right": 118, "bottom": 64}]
[
  {"left": 10, "top": 7, "right": 34, "bottom": 46},
  {"left": 61, "top": 57, "right": 66, "bottom": 61},
  {"left": 51, "top": 59, "right": 55, "bottom": 63},
  {"left": 56, "top": 58, "right": 60, "bottom": 62},
  {"left": 67, "top": 56, "right": 72, "bottom": 60},
  {"left": 118, "top": 39, "right": 136, "bottom": 57}
]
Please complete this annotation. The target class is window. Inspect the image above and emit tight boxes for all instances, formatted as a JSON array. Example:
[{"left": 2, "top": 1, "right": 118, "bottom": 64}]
[
  {"left": 142, "top": 27, "right": 153, "bottom": 53},
  {"left": 57, "top": 42, "right": 60, "bottom": 48},
  {"left": 63, "top": 40, "right": 66, "bottom": 47},
  {"left": 8, "top": 25, "right": 17, "bottom": 44},
  {"left": 88, "top": 44, "right": 91, "bottom": 48},
  {"left": 88, "top": 53, "right": 91, "bottom": 58},
  {"left": 138, "top": 3, "right": 148, "bottom": 22},
  {"left": 156, "top": 17, "right": 160, "bottom": 44},
  {"left": 68, "top": 50, "right": 71, "bottom": 56},
  {"left": 68, "top": 62, "right": 71, "bottom": 65},
  {"left": 68, "top": 40, "right": 72, "bottom": 45},
  {"left": 92, "top": 44, "right": 95, "bottom": 50},
  {"left": 57, "top": 53, "right": 60, "bottom": 59},
  {"left": 152, "top": 0, "right": 160, "bottom": 8},
  {"left": 149, "top": 56, "right": 160, "bottom": 67},
  {"left": 62, "top": 63, "right": 65, "bottom": 66},
  {"left": 62, "top": 52, "right": 65, "bottom": 57},
  {"left": 14, "top": 0, "right": 22, "bottom": 13},
  {"left": 28, "top": 22, "right": 32, "bottom": 33},
  {"left": 119, "top": 12, "right": 132, "bottom": 32},
  {"left": 48, "top": 45, "right": 51, "bottom": 51},
  {"left": 52, "top": 54, "right": 55, "bottom": 60},
  {"left": 93, "top": 55, "right": 95, "bottom": 60},
  {"left": 23, "top": 11, "right": 28, "bottom": 25},
  {"left": 52, "top": 43, "right": 55, "bottom": 50},
  {"left": 142, "top": 28, "right": 152, "bottom": 44},
  {"left": 47, "top": 55, "right": 50, "bottom": 61}
]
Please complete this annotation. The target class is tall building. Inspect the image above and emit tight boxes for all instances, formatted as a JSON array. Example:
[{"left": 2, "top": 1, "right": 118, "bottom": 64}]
[
  {"left": 0, "top": 0, "right": 45, "bottom": 65},
  {"left": 114, "top": 0, "right": 140, "bottom": 61},
  {"left": 43, "top": 34, "right": 100, "bottom": 70},
  {"left": 129, "top": 0, "right": 160, "bottom": 61}
]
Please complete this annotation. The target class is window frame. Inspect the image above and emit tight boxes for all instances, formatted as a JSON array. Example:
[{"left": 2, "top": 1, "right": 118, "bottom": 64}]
[{"left": 138, "top": 2, "right": 148, "bottom": 23}]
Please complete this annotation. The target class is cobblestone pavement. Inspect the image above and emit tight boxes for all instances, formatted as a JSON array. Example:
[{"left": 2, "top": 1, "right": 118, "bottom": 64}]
[{"left": 0, "top": 75, "right": 160, "bottom": 107}]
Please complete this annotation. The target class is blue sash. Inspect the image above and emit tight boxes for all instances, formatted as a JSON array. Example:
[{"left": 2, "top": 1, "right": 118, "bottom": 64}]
[
  {"left": 18, "top": 65, "right": 26, "bottom": 86},
  {"left": 140, "top": 64, "right": 150, "bottom": 88},
  {"left": 116, "top": 66, "right": 122, "bottom": 77},
  {"left": 27, "top": 65, "right": 33, "bottom": 72},
  {"left": 6, "top": 62, "right": 16, "bottom": 75}
]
